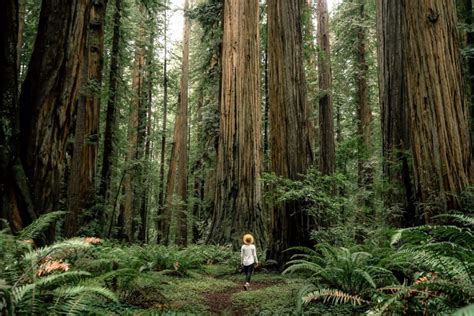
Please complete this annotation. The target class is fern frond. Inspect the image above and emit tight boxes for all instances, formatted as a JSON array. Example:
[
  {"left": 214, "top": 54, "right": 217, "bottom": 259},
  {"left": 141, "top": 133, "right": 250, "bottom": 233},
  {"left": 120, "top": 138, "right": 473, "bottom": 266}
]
[
  {"left": 453, "top": 304, "right": 474, "bottom": 316},
  {"left": 17, "top": 211, "right": 66, "bottom": 240},
  {"left": 24, "top": 238, "right": 92, "bottom": 263},
  {"left": 35, "top": 271, "right": 91, "bottom": 287},
  {"left": 282, "top": 261, "right": 323, "bottom": 275},
  {"left": 302, "top": 288, "right": 368, "bottom": 306}
]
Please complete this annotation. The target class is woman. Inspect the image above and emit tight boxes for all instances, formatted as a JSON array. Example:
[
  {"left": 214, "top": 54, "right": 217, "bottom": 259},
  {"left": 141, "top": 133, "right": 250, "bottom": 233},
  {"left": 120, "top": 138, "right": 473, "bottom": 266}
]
[{"left": 241, "top": 233, "right": 258, "bottom": 290}]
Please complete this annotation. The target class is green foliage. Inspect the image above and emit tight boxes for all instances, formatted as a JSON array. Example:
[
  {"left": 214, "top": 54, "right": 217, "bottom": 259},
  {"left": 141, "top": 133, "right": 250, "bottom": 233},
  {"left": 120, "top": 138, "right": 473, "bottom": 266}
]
[
  {"left": 371, "top": 215, "right": 474, "bottom": 314},
  {"left": 0, "top": 213, "right": 117, "bottom": 315}
]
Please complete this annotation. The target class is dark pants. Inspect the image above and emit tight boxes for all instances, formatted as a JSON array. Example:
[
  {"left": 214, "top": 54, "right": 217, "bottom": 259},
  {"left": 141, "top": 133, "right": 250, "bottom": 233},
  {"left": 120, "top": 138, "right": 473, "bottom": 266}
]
[{"left": 243, "top": 264, "right": 254, "bottom": 282}]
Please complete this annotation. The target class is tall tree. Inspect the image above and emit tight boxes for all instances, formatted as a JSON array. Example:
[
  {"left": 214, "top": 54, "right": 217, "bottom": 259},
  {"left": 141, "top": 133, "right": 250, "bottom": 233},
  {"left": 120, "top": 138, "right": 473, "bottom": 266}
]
[
  {"left": 355, "top": 0, "right": 373, "bottom": 193},
  {"left": 376, "top": 0, "right": 416, "bottom": 226},
  {"left": 100, "top": 0, "right": 122, "bottom": 216},
  {"left": 65, "top": 0, "right": 108, "bottom": 236},
  {"left": 157, "top": 3, "right": 169, "bottom": 243},
  {"left": 163, "top": 0, "right": 191, "bottom": 246},
  {"left": 317, "top": 0, "right": 336, "bottom": 175},
  {"left": 0, "top": 0, "right": 22, "bottom": 230},
  {"left": 266, "top": 0, "right": 314, "bottom": 263},
  {"left": 14, "top": 0, "right": 91, "bottom": 234},
  {"left": 461, "top": 0, "right": 474, "bottom": 145},
  {"left": 121, "top": 10, "right": 146, "bottom": 241},
  {"left": 403, "top": 0, "right": 472, "bottom": 220},
  {"left": 207, "top": 0, "right": 264, "bottom": 248}
]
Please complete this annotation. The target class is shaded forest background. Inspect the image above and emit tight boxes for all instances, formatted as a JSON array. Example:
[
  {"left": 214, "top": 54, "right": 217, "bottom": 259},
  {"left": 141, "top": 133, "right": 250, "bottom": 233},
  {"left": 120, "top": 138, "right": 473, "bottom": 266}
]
[{"left": 0, "top": 0, "right": 473, "bottom": 313}]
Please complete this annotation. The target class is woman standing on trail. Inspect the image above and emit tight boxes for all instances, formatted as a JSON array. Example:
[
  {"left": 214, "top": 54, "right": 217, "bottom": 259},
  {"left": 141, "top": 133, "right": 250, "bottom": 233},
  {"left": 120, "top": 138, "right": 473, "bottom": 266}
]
[{"left": 241, "top": 233, "right": 258, "bottom": 290}]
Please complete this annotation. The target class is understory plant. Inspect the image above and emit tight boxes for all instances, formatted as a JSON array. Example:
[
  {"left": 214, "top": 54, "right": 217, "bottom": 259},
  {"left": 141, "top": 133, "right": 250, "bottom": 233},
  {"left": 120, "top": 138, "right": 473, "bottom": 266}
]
[
  {"left": 283, "top": 243, "right": 396, "bottom": 312},
  {"left": 0, "top": 212, "right": 117, "bottom": 315}
]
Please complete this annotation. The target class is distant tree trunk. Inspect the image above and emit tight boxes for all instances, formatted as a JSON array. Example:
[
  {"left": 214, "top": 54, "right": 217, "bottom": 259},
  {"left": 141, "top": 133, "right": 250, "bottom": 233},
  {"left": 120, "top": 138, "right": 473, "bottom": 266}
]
[
  {"left": 16, "top": 0, "right": 90, "bottom": 236},
  {"left": 17, "top": 0, "right": 25, "bottom": 76},
  {"left": 164, "top": 0, "right": 191, "bottom": 246},
  {"left": 403, "top": 0, "right": 472, "bottom": 220},
  {"left": 121, "top": 22, "right": 145, "bottom": 242},
  {"left": 100, "top": 0, "right": 121, "bottom": 225},
  {"left": 266, "top": 0, "right": 314, "bottom": 263},
  {"left": 317, "top": 0, "right": 336, "bottom": 175},
  {"left": 139, "top": 25, "right": 155, "bottom": 243},
  {"left": 65, "top": 0, "right": 107, "bottom": 237},
  {"left": 377, "top": 0, "right": 417, "bottom": 226},
  {"left": 157, "top": 5, "right": 169, "bottom": 244},
  {"left": 207, "top": 0, "right": 264, "bottom": 249},
  {"left": 355, "top": 0, "right": 373, "bottom": 194}
]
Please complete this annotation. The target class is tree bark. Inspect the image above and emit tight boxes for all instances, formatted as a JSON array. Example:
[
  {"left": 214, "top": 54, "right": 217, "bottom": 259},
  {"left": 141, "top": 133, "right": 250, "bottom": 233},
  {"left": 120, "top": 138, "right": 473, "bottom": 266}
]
[
  {"left": 164, "top": 0, "right": 191, "bottom": 246},
  {"left": 207, "top": 0, "right": 264, "bottom": 249},
  {"left": 376, "top": 0, "right": 417, "bottom": 226},
  {"left": 157, "top": 4, "right": 169, "bottom": 243},
  {"left": 317, "top": 0, "right": 336, "bottom": 175},
  {"left": 100, "top": 0, "right": 121, "bottom": 217},
  {"left": 462, "top": 0, "right": 474, "bottom": 150},
  {"left": 403, "top": 0, "right": 472, "bottom": 220},
  {"left": 65, "top": 0, "right": 107, "bottom": 237},
  {"left": 355, "top": 0, "right": 373, "bottom": 194},
  {"left": 266, "top": 0, "right": 314, "bottom": 263},
  {"left": 16, "top": 0, "right": 91, "bottom": 235}
]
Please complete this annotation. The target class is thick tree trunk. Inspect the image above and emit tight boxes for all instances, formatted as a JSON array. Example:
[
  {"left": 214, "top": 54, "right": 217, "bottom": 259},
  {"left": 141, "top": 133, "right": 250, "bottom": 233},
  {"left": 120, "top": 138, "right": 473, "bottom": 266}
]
[
  {"left": 403, "top": 0, "right": 472, "bottom": 220},
  {"left": 317, "top": 0, "right": 336, "bottom": 175},
  {"left": 164, "top": 0, "right": 191, "bottom": 246},
  {"left": 17, "top": 0, "right": 91, "bottom": 235},
  {"left": 207, "top": 0, "right": 264, "bottom": 249},
  {"left": 0, "top": 0, "right": 25, "bottom": 231},
  {"left": 376, "top": 0, "right": 417, "bottom": 226},
  {"left": 100, "top": 0, "right": 121, "bottom": 217},
  {"left": 356, "top": 0, "right": 373, "bottom": 194},
  {"left": 463, "top": 0, "right": 474, "bottom": 149},
  {"left": 65, "top": 0, "right": 107, "bottom": 236},
  {"left": 266, "top": 0, "right": 314, "bottom": 263}
]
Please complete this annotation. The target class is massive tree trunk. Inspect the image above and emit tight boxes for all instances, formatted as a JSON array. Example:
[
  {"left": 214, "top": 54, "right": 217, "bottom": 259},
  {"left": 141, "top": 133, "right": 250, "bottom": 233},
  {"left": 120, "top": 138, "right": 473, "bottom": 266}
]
[
  {"left": 65, "top": 0, "right": 107, "bottom": 237},
  {"left": 0, "top": 0, "right": 23, "bottom": 230},
  {"left": 164, "top": 0, "right": 191, "bottom": 246},
  {"left": 16, "top": 0, "right": 90, "bottom": 234},
  {"left": 376, "top": 0, "right": 417, "bottom": 226},
  {"left": 355, "top": 0, "right": 373, "bottom": 194},
  {"left": 207, "top": 0, "right": 264, "bottom": 249},
  {"left": 317, "top": 0, "right": 336, "bottom": 175},
  {"left": 403, "top": 0, "right": 472, "bottom": 220},
  {"left": 462, "top": 0, "right": 474, "bottom": 149},
  {"left": 157, "top": 4, "right": 169, "bottom": 244},
  {"left": 100, "top": 0, "right": 122, "bottom": 230},
  {"left": 266, "top": 0, "right": 314, "bottom": 263}
]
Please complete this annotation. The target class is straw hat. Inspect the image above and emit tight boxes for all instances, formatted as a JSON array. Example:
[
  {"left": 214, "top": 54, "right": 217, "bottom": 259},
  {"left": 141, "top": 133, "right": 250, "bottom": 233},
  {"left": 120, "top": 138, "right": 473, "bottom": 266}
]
[{"left": 243, "top": 234, "right": 254, "bottom": 245}]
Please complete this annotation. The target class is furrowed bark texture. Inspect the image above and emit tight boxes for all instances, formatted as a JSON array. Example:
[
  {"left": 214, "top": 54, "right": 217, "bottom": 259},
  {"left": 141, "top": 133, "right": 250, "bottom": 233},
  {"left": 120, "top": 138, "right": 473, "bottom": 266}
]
[
  {"left": 403, "top": 0, "right": 472, "bottom": 220},
  {"left": 18, "top": 0, "right": 91, "bottom": 233},
  {"left": 376, "top": 0, "right": 417, "bottom": 226},
  {"left": 266, "top": 0, "right": 314, "bottom": 263},
  {"left": 66, "top": 0, "right": 107, "bottom": 236},
  {"left": 317, "top": 0, "right": 336, "bottom": 175},
  {"left": 207, "top": 0, "right": 264, "bottom": 249}
]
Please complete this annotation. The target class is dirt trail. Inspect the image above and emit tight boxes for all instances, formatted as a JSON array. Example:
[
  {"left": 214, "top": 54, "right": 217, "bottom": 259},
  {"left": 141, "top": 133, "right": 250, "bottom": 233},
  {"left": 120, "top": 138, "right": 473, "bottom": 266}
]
[{"left": 204, "top": 281, "right": 277, "bottom": 315}]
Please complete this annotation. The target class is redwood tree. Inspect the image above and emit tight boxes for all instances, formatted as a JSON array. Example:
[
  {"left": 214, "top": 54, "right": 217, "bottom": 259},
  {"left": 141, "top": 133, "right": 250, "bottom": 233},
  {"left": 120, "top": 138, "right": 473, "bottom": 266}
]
[
  {"left": 163, "top": 0, "right": 191, "bottom": 245},
  {"left": 15, "top": 0, "right": 91, "bottom": 234},
  {"left": 207, "top": 0, "right": 264, "bottom": 248},
  {"left": 266, "top": 0, "right": 314, "bottom": 263},
  {"left": 65, "top": 0, "right": 107, "bottom": 236},
  {"left": 317, "top": 0, "right": 336, "bottom": 175},
  {"left": 403, "top": 0, "right": 472, "bottom": 220}
]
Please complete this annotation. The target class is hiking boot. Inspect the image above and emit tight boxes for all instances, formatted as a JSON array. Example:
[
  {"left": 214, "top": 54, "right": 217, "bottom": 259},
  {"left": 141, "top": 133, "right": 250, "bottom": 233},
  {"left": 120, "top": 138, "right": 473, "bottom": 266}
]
[{"left": 244, "top": 282, "right": 249, "bottom": 291}]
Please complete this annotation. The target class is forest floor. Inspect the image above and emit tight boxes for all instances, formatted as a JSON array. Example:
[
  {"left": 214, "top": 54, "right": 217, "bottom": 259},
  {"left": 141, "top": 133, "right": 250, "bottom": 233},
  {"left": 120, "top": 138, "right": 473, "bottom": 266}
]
[{"left": 99, "top": 264, "right": 305, "bottom": 315}]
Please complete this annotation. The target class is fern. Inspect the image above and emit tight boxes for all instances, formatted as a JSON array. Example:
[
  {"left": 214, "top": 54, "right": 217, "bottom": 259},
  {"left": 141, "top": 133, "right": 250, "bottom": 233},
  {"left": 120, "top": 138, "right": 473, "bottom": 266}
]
[
  {"left": 453, "top": 304, "right": 474, "bottom": 316},
  {"left": 303, "top": 289, "right": 368, "bottom": 306},
  {"left": 17, "top": 211, "right": 66, "bottom": 240}
]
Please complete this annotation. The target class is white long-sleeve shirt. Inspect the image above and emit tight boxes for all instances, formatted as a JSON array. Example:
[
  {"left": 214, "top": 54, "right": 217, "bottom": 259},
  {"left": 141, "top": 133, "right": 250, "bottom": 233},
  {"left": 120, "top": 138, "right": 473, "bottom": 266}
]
[{"left": 241, "top": 244, "right": 258, "bottom": 266}]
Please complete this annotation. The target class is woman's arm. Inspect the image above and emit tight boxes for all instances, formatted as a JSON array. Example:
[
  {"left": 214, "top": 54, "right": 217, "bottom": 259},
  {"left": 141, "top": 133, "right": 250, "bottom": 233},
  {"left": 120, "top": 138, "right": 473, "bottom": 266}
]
[
  {"left": 253, "top": 245, "right": 258, "bottom": 265},
  {"left": 240, "top": 245, "right": 244, "bottom": 265}
]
